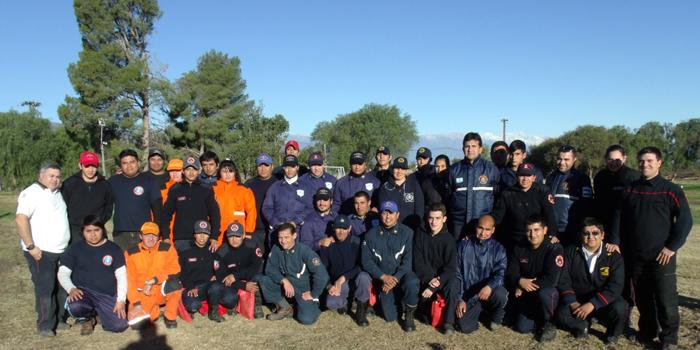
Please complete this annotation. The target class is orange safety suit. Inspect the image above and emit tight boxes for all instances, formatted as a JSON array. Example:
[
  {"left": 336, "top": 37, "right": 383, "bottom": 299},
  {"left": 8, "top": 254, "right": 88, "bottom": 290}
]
[{"left": 212, "top": 178, "right": 257, "bottom": 244}]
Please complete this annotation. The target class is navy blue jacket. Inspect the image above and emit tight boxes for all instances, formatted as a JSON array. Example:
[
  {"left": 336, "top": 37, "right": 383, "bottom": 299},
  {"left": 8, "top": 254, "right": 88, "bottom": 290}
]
[
  {"left": 349, "top": 212, "right": 380, "bottom": 237},
  {"left": 377, "top": 177, "right": 425, "bottom": 230},
  {"left": 262, "top": 178, "right": 308, "bottom": 228},
  {"left": 299, "top": 211, "right": 336, "bottom": 251},
  {"left": 361, "top": 223, "right": 413, "bottom": 280},
  {"left": 546, "top": 169, "right": 593, "bottom": 243},
  {"left": 499, "top": 165, "right": 544, "bottom": 192},
  {"left": 333, "top": 172, "right": 380, "bottom": 215},
  {"left": 319, "top": 235, "right": 362, "bottom": 282},
  {"left": 265, "top": 242, "right": 329, "bottom": 299},
  {"left": 456, "top": 237, "right": 507, "bottom": 301},
  {"left": 298, "top": 172, "right": 337, "bottom": 214},
  {"left": 448, "top": 156, "right": 500, "bottom": 225}
]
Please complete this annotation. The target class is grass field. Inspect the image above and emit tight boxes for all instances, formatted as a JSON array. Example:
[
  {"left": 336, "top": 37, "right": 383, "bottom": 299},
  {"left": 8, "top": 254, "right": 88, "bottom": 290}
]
[{"left": 0, "top": 187, "right": 698, "bottom": 350}]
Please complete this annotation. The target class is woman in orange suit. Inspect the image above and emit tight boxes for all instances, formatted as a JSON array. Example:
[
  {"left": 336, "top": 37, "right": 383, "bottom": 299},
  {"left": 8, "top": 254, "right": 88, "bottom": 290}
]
[{"left": 213, "top": 158, "right": 257, "bottom": 246}]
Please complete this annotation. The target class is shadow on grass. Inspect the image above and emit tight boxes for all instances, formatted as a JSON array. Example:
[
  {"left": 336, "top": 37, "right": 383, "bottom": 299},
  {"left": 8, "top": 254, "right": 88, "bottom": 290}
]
[
  {"left": 121, "top": 323, "right": 172, "bottom": 350},
  {"left": 679, "top": 295, "right": 700, "bottom": 310}
]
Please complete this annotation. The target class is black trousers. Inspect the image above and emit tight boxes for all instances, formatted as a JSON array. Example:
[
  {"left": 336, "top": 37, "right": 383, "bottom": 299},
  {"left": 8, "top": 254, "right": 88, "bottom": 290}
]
[
  {"left": 24, "top": 251, "right": 67, "bottom": 332},
  {"left": 557, "top": 298, "right": 626, "bottom": 337}
]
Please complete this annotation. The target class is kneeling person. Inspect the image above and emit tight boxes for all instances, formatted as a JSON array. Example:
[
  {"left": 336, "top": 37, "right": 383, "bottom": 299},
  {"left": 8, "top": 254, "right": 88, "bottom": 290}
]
[
  {"left": 179, "top": 220, "right": 224, "bottom": 322},
  {"left": 124, "top": 222, "right": 182, "bottom": 328},
  {"left": 319, "top": 215, "right": 361, "bottom": 316},
  {"left": 557, "top": 218, "right": 625, "bottom": 344},
  {"left": 58, "top": 216, "right": 128, "bottom": 335},
  {"left": 258, "top": 223, "right": 329, "bottom": 325}
]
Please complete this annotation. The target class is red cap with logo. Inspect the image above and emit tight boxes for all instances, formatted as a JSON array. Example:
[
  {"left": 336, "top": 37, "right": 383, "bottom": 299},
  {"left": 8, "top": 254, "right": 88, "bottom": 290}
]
[{"left": 79, "top": 151, "right": 100, "bottom": 167}]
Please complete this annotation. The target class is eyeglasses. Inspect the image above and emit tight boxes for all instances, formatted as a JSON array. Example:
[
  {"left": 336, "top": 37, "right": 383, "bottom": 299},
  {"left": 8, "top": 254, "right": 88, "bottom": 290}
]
[{"left": 583, "top": 231, "right": 601, "bottom": 237}]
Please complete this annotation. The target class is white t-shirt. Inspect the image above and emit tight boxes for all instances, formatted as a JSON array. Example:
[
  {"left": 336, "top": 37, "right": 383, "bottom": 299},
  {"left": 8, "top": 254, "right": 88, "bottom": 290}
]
[{"left": 16, "top": 183, "right": 70, "bottom": 253}]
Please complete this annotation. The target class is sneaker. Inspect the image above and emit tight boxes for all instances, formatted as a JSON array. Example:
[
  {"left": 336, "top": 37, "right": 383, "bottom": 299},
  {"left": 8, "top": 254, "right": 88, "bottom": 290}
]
[
  {"left": 538, "top": 323, "right": 556, "bottom": 342},
  {"left": 266, "top": 305, "right": 293, "bottom": 321},
  {"left": 80, "top": 318, "right": 96, "bottom": 336},
  {"left": 337, "top": 306, "right": 348, "bottom": 315},
  {"left": 127, "top": 304, "right": 151, "bottom": 326},
  {"left": 603, "top": 335, "right": 619, "bottom": 346},
  {"left": 486, "top": 321, "right": 501, "bottom": 331},
  {"left": 442, "top": 323, "right": 455, "bottom": 336},
  {"left": 164, "top": 318, "right": 177, "bottom": 329},
  {"left": 574, "top": 327, "right": 589, "bottom": 339}
]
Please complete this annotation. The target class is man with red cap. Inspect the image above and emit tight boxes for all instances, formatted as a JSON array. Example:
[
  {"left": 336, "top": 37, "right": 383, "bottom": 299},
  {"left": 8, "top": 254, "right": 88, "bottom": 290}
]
[{"left": 61, "top": 151, "right": 113, "bottom": 244}]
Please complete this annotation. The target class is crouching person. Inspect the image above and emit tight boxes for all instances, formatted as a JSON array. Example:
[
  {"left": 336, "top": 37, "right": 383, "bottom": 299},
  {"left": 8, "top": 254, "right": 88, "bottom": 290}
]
[
  {"left": 258, "top": 223, "right": 329, "bottom": 325},
  {"left": 358, "top": 201, "right": 420, "bottom": 332},
  {"left": 216, "top": 221, "right": 264, "bottom": 318},
  {"left": 179, "top": 220, "right": 224, "bottom": 322},
  {"left": 319, "top": 215, "right": 361, "bottom": 316},
  {"left": 455, "top": 214, "right": 508, "bottom": 334},
  {"left": 124, "top": 222, "right": 182, "bottom": 328},
  {"left": 557, "top": 218, "right": 625, "bottom": 345},
  {"left": 58, "top": 216, "right": 128, "bottom": 335}
]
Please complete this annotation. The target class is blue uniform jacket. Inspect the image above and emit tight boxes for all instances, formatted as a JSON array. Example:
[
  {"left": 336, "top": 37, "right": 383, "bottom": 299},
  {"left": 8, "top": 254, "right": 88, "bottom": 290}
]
[
  {"left": 320, "top": 235, "right": 362, "bottom": 282},
  {"left": 455, "top": 238, "right": 507, "bottom": 301},
  {"left": 545, "top": 169, "right": 593, "bottom": 238},
  {"left": 262, "top": 178, "right": 308, "bottom": 229},
  {"left": 299, "top": 211, "right": 336, "bottom": 251},
  {"left": 361, "top": 223, "right": 414, "bottom": 280},
  {"left": 448, "top": 156, "right": 500, "bottom": 225},
  {"left": 333, "top": 172, "right": 380, "bottom": 215},
  {"left": 298, "top": 172, "right": 337, "bottom": 214},
  {"left": 265, "top": 242, "right": 329, "bottom": 299},
  {"left": 377, "top": 178, "right": 425, "bottom": 230},
  {"left": 349, "top": 212, "right": 380, "bottom": 237}
]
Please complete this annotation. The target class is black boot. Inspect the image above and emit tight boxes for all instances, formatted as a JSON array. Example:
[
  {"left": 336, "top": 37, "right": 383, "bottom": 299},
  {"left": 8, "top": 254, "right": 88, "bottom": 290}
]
[
  {"left": 208, "top": 308, "right": 224, "bottom": 323},
  {"left": 253, "top": 291, "right": 264, "bottom": 319},
  {"left": 403, "top": 305, "right": 417, "bottom": 332},
  {"left": 355, "top": 300, "right": 369, "bottom": 327}
]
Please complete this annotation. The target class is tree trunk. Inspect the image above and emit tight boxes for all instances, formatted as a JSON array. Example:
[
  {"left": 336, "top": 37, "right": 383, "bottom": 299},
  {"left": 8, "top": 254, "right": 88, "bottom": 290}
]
[{"left": 142, "top": 55, "right": 150, "bottom": 154}]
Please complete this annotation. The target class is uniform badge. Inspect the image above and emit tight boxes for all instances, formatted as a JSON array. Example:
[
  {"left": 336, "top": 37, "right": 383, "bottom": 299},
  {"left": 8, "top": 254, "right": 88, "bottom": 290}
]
[
  {"left": 312, "top": 257, "right": 321, "bottom": 266},
  {"left": 228, "top": 263, "right": 237, "bottom": 268},
  {"left": 177, "top": 196, "right": 186, "bottom": 201},
  {"left": 213, "top": 260, "right": 220, "bottom": 270},
  {"left": 188, "top": 257, "right": 197, "bottom": 263},
  {"left": 365, "top": 183, "right": 374, "bottom": 191},
  {"left": 296, "top": 189, "right": 305, "bottom": 197},
  {"left": 479, "top": 175, "right": 488, "bottom": 185},
  {"left": 133, "top": 186, "right": 144, "bottom": 196},
  {"left": 199, "top": 221, "right": 208, "bottom": 229},
  {"left": 456, "top": 177, "right": 464, "bottom": 184},
  {"left": 555, "top": 255, "right": 564, "bottom": 267},
  {"left": 255, "top": 247, "right": 263, "bottom": 257},
  {"left": 325, "top": 182, "right": 333, "bottom": 189},
  {"left": 519, "top": 257, "right": 529, "bottom": 264},
  {"left": 599, "top": 266, "right": 609, "bottom": 277},
  {"left": 562, "top": 182, "right": 569, "bottom": 193},
  {"left": 102, "top": 255, "right": 113, "bottom": 266},
  {"left": 404, "top": 192, "right": 414, "bottom": 203}
]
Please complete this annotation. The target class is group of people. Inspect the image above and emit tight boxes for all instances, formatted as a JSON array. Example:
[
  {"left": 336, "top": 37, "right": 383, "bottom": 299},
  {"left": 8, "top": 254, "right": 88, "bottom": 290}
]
[{"left": 15, "top": 134, "right": 692, "bottom": 349}]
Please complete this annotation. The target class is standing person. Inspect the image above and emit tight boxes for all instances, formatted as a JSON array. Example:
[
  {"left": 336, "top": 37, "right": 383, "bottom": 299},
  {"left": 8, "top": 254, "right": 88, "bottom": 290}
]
[
  {"left": 299, "top": 152, "right": 337, "bottom": 213},
  {"left": 61, "top": 151, "right": 113, "bottom": 244},
  {"left": 298, "top": 188, "right": 336, "bottom": 251},
  {"left": 333, "top": 151, "right": 381, "bottom": 215},
  {"left": 431, "top": 154, "right": 452, "bottom": 208},
  {"left": 198, "top": 151, "right": 220, "bottom": 188},
  {"left": 143, "top": 149, "right": 169, "bottom": 189},
  {"left": 413, "top": 203, "right": 458, "bottom": 335},
  {"left": 413, "top": 147, "right": 442, "bottom": 206},
  {"left": 16, "top": 163, "right": 71, "bottom": 336},
  {"left": 58, "top": 216, "right": 128, "bottom": 335},
  {"left": 217, "top": 222, "right": 264, "bottom": 318},
  {"left": 506, "top": 216, "right": 564, "bottom": 342},
  {"left": 557, "top": 218, "right": 625, "bottom": 344},
  {"left": 371, "top": 146, "right": 393, "bottom": 185},
  {"left": 490, "top": 141, "right": 509, "bottom": 171},
  {"left": 499, "top": 140, "right": 544, "bottom": 190},
  {"left": 245, "top": 152, "right": 276, "bottom": 250},
  {"left": 258, "top": 223, "right": 329, "bottom": 325},
  {"left": 377, "top": 157, "right": 425, "bottom": 230},
  {"left": 273, "top": 140, "right": 309, "bottom": 178},
  {"left": 448, "top": 132, "right": 500, "bottom": 240},
  {"left": 262, "top": 155, "right": 307, "bottom": 246},
  {"left": 610, "top": 147, "right": 692, "bottom": 349},
  {"left": 348, "top": 191, "right": 380, "bottom": 237},
  {"left": 455, "top": 215, "right": 508, "bottom": 334},
  {"left": 593, "top": 145, "right": 640, "bottom": 232},
  {"left": 109, "top": 149, "right": 163, "bottom": 250},
  {"left": 319, "top": 215, "right": 362, "bottom": 317},
  {"left": 357, "top": 201, "right": 420, "bottom": 332},
  {"left": 546, "top": 145, "right": 593, "bottom": 246},
  {"left": 213, "top": 157, "right": 256, "bottom": 246},
  {"left": 161, "top": 156, "right": 221, "bottom": 252},
  {"left": 161, "top": 159, "right": 183, "bottom": 203}
]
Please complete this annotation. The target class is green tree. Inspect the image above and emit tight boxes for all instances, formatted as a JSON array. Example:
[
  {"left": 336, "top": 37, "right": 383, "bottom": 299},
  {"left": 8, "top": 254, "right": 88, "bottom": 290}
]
[
  {"left": 310, "top": 103, "right": 419, "bottom": 166},
  {"left": 671, "top": 118, "right": 700, "bottom": 170},
  {"left": 58, "top": 0, "right": 162, "bottom": 152}
]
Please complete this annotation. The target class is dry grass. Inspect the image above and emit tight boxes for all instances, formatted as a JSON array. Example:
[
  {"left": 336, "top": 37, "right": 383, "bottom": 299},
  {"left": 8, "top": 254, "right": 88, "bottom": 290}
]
[{"left": 0, "top": 192, "right": 698, "bottom": 350}]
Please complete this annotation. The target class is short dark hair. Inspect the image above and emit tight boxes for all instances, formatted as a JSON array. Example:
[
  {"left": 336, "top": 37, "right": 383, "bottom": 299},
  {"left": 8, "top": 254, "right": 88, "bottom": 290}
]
[
  {"left": 637, "top": 146, "right": 662, "bottom": 160},
  {"left": 463, "top": 132, "right": 483, "bottom": 147},
  {"left": 426, "top": 203, "right": 447, "bottom": 216},
  {"left": 435, "top": 154, "right": 450, "bottom": 167},
  {"left": 199, "top": 151, "right": 219, "bottom": 164},
  {"left": 557, "top": 145, "right": 577, "bottom": 156},
  {"left": 490, "top": 141, "right": 508, "bottom": 153},
  {"left": 604, "top": 144, "right": 626, "bottom": 158},
  {"left": 80, "top": 215, "right": 107, "bottom": 240},
  {"left": 353, "top": 190, "right": 371, "bottom": 201},
  {"left": 277, "top": 222, "right": 296, "bottom": 235},
  {"left": 580, "top": 217, "right": 604, "bottom": 234},
  {"left": 118, "top": 149, "right": 139, "bottom": 161},
  {"left": 509, "top": 139, "right": 527, "bottom": 153},
  {"left": 525, "top": 215, "right": 548, "bottom": 228}
]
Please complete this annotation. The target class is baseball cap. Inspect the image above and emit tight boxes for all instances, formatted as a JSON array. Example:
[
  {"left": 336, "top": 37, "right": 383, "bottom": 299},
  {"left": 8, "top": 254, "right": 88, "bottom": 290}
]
[
  {"left": 285, "top": 140, "right": 300, "bottom": 151},
  {"left": 392, "top": 157, "right": 409, "bottom": 169},
  {"left": 283, "top": 155, "right": 299, "bottom": 167},
  {"left": 140, "top": 222, "right": 160, "bottom": 236},
  {"left": 376, "top": 146, "right": 391, "bottom": 155},
  {"left": 350, "top": 151, "right": 367, "bottom": 165},
  {"left": 225, "top": 221, "right": 244, "bottom": 237},
  {"left": 193, "top": 220, "right": 211, "bottom": 235},
  {"left": 517, "top": 163, "right": 536, "bottom": 176},
  {"left": 79, "top": 151, "right": 100, "bottom": 167},
  {"left": 416, "top": 147, "right": 432, "bottom": 159},
  {"left": 220, "top": 157, "right": 235, "bottom": 169},
  {"left": 380, "top": 201, "right": 399, "bottom": 213},
  {"left": 148, "top": 149, "right": 166, "bottom": 159},
  {"left": 166, "top": 159, "right": 183, "bottom": 171},
  {"left": 183, "top": 156, "right": 201, "bottom": 170},
  {"left": 334, "top": 215, "right": 351, "bottom": 229},
  {"left": 308, "top": 152, "right": 324, "bottom": 166},
  {"left": 314, "top": 187, "right": 332, "bottom": 200},
  {"left": 256, "top": 152, "right": 273, "bottom": 166}
]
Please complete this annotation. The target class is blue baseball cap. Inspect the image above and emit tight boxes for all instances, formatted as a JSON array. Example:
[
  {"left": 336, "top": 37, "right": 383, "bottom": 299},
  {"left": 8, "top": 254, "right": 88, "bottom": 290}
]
[
  {"left": 380, "top": 201, "right": 399, "bottom": 213},
  {"left": 256, "top": 152, "right": 273, "bottom": 166}
]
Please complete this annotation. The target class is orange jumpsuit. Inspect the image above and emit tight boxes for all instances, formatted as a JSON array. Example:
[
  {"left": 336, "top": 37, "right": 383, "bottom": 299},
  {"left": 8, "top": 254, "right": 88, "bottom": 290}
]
[
  {"left": 161, "top": 180, "right": 177, "bottom": 241},
  {"left": 125, "top": 241, "right": 182, "bottom": 321},
  {"left": 212, "top": 179, "right": 257, "bottom": 244}
]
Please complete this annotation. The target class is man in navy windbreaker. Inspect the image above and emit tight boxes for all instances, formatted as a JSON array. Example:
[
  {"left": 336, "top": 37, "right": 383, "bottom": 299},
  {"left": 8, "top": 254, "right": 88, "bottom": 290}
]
[
  {"left": 298, "top": 152, "right": 337, "bottom": 214},
  {"left": 448, "top": 132, "right": 500, "bottom": 240},
  {"left": 298, "top": 188, "right": 336, "bottom": 251},
  {"left": 262, "top": 155, "right": 308, "bottom": 248},
  {"left": 333, "top": 151, "right": 380, "bottom": 215}
]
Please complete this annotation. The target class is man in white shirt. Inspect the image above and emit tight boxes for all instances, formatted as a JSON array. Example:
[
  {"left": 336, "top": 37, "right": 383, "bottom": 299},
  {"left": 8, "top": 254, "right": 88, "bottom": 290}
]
[{"left": 15, "top": 163, "right": 71, "bottom": 337}]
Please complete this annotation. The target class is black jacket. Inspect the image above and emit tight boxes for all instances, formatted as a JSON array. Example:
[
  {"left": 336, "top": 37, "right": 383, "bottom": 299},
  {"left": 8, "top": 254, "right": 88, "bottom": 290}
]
[
  {"left": 319, "top": 235, "right": 362, "bottom": 282},
  {"left": 558, "top": 245, "right": 624, "bottom": 309},
  {"left": 377, "top": 177, "right": 425, "bottom": 230},
  {"left": 506, "top": 240, "right": 564, "bottom": 290},
  {"left": 161, "top": 181, "right": 221, "bottom": 241},
  {"left": 179, "top": 244, "right": 218, "bottom": 290},
  {"left": 61, "top": 172, "right": 113, "bottom": 226},
  {"left": 492, "top": 183, "right": 557, "bottom": 250},
  {"left": 413, "top": 226, "right": 457, "bottom": 292},
  {"left": 215, "top": 240, "right": 264, "bottom": 282},
  {"left": 593, "top": 166, "right": 640, "bottom": 231}
]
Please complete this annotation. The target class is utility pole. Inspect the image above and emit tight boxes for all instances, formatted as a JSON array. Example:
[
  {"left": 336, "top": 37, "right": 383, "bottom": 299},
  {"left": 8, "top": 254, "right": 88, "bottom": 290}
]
[
  {"left": 500, "top": 118, "right": 508, "bottom": 142},
  {"left": 98, "top": 118, "right": 107, "bottom": 176}
]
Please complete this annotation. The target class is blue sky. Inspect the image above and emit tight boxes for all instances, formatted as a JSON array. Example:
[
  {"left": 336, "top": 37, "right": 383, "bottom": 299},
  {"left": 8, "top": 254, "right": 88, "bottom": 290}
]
[{"left": 2, "top": 1, "right": 699, "bottom": 143}]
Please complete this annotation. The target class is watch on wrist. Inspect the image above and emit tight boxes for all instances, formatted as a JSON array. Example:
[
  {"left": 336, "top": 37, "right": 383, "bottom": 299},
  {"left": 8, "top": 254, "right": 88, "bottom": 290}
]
[{"left": 26, "top": 244, "right": 35, "bottom": 251}]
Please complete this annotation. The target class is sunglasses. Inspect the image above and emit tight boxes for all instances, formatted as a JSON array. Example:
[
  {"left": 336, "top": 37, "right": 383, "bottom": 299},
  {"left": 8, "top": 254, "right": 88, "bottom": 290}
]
[{"left": 583, "top": 231, "right": 601, "bottom": 237}]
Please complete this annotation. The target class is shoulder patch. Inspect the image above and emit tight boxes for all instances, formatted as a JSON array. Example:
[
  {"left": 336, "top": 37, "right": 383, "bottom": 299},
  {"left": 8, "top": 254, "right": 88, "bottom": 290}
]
[
  {"left": 158, "top": 242, "right": 171, "bottom": 251},
  {"left": 555, "top": 255, "right": 564, "bottom": 267},
  {"left": 255, "top": 247, "right": 263, "bottom": 258},
  {"left": 311, "top": 257, "right": 321, "bottom": 266}
]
